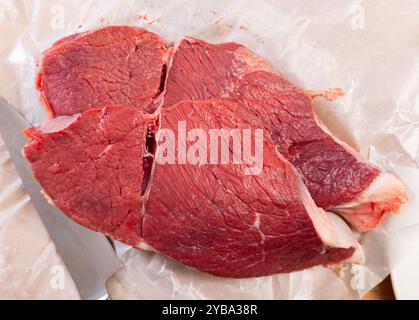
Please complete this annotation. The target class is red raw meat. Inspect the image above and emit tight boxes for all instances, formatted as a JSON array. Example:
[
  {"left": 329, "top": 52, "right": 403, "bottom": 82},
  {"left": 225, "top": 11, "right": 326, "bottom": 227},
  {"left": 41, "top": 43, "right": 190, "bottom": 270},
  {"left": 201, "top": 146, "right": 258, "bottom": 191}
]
[
  {"left": 161, "top": 37, "right": 407, "bottom": 231},
  {"left": 23, "top": 100, "right": 362, "bottom": 277},
  {"left": 143, "top": 99, "right": 362, "bottom": 277},
  {"left": 36, "top": 26, "right": 167, "bottom": 117},
  {"left": 23, "top": 105, "right": 158, "bottom": 246},
  {"left": 23, "top": 29, "right": 409, "bottom": 278}
]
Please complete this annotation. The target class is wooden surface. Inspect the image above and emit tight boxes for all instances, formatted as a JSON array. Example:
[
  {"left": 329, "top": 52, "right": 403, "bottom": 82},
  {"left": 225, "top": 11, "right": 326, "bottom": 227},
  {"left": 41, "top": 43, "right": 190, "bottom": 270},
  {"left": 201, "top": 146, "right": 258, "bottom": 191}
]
[{"left": 363, "top": 276, "right": 395, "bottom": 300}]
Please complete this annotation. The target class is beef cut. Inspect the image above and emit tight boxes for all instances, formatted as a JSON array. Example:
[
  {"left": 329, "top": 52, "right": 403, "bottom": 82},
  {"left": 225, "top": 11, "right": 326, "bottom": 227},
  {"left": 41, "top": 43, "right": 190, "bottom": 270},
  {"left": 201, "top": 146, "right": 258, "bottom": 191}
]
[
  {"left": 23, "top": 28, "right": 409, "bottom": 278},
  {"left": 23, "top": 99, "right": 363, "bottom": 277},
  {"left": 161, "top": 37, "right": 407, "bottom": 231},
  {"left": 36, "top": 26, "right": 167, "bottom": 117},
  {"left": 143, "top": 99, "right": 362, "bottom": 277},
  {"left": 23, "top": 105, "right": 158, "bottom": 246}
]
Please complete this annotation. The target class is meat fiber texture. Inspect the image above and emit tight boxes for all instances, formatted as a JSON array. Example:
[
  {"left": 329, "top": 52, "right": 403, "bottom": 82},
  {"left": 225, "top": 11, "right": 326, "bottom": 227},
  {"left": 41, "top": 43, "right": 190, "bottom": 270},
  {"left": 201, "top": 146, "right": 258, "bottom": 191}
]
[
  {"left": 144, "top": 99, "right": 360, "bottom": 277},
  {"left": 162, "top": 37, "right": 407, "bottom": 232},
  {"left": 24, "top": 28, "right": 406, "bottom": 277},
  {"left": 22, "top": 100, "right": 363, "bottom": 277},
  {"left": 25, "top": 25, "right": 375, "bottom": 277},
  {"left": 36, "top": 26, "right": 167, "bottom": 117},
  {"left": 17, "top": 29, "right": 412, "bottom": 292},
  {"left": 23, "top": 105, "right": 158, "bottom": 246},
  {"left": 2, "top": 0, "right": 419, "bottom": 300},
  {"left": 35, "top": 27, "right": 407, "bottom": 233}
]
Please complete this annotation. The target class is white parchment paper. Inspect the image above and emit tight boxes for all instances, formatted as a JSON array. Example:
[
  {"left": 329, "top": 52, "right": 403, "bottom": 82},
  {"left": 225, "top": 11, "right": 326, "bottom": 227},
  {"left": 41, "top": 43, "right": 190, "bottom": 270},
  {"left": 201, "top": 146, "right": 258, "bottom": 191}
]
[{"left": 0, "top": 0, "right": 418, "bottom": 299}]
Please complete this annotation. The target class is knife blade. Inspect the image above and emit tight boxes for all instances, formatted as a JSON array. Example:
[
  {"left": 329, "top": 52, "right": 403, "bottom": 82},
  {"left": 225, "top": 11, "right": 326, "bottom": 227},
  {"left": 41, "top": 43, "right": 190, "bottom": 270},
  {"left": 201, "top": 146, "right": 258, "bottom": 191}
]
[{"left": 0, "top": 97, "right": 122, "bottom": 300}]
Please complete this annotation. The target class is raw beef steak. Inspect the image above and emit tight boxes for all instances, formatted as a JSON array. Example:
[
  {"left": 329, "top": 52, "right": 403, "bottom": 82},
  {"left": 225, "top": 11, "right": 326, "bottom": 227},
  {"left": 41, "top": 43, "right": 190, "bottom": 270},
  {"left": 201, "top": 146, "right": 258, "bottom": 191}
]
[
  {"left": 23, "top": 105, "right": 158, "bottom": 246},
  {"left": 36, "top": 26, "right": 167, "bottom": 117},
  {"left": 161, "top": 37, "right": 407, "bottom": 231},
  {"left": 143, "top": 99, "right": 362, "bottom": 277}
]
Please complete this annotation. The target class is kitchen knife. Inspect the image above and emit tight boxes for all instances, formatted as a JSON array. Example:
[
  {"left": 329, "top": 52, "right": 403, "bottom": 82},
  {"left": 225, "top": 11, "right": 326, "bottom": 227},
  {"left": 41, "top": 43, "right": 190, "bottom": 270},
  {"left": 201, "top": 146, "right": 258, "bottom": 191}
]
[{"left": 0, "top": 97, "right": 122, "bottom": 300}]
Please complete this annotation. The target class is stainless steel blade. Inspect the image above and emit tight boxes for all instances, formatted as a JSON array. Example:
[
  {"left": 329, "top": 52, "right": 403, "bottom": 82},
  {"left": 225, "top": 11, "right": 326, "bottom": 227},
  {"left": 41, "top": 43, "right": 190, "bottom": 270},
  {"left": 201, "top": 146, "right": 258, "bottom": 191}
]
[{"left": 0, "top": 97, "right": 122, "bottom": 300}]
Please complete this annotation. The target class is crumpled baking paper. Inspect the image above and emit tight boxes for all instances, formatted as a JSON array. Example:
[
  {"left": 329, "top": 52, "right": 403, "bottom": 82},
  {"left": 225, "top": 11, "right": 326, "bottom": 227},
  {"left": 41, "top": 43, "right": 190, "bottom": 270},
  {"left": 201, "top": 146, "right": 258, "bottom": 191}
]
[{"left": 0, "top": 0, "right": 418, "bottom": 299}]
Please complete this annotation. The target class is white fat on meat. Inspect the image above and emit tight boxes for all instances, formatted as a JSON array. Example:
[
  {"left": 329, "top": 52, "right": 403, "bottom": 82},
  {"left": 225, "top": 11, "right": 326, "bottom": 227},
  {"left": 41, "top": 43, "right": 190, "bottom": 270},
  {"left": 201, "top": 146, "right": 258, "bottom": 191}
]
[
  {"left": 137, "top": 242, "right": 156, "bottom": 252},
  {"left": 37, "top": 114, "right": 80, "bottom": 133},
  {"left": 313, "top": 113, "right": 407, "bottom": 231},
  {"left": 298, "top": 179, "right": 365, "bottom": 264},
  {"left": 332, "top": 171, "right": 407, "bottom": 232}
]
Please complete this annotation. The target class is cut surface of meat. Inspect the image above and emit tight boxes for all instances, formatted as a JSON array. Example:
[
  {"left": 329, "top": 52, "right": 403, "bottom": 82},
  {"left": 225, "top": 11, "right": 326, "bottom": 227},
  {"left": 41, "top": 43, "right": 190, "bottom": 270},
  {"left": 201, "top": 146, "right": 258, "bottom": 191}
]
[
  {"left": 25, "top": 29, "right": 410, "bottom": 277},
  {"left": 161, "top": 37, "right": 407, "bottom": 231},
  {"left": 143, "top": 99, "right": 360, "bottom": 278},
  {"left": 331, "top": 172, "right": 407, "bottom": 232},
  {"left": 23, "top": 105, "right": 158, "bottom": 246},
  {"left": 36, "top": 26, "right": 167, "bottom": 117}
]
